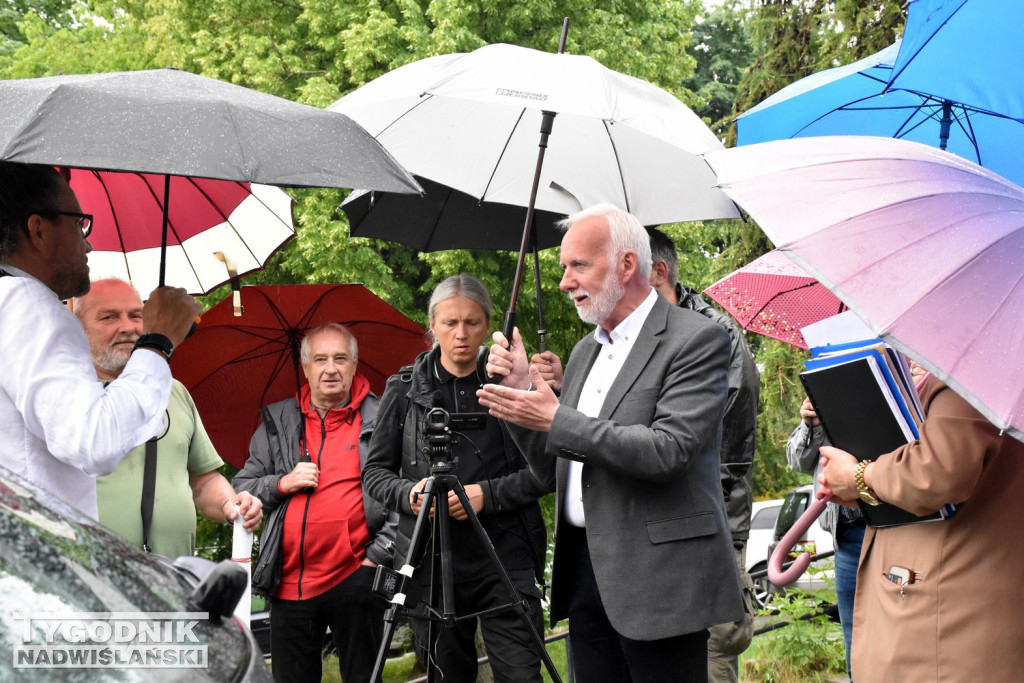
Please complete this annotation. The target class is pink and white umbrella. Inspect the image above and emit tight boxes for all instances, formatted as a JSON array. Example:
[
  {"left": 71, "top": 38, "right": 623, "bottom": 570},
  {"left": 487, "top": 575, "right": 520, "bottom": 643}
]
[
  {"left": 705, "top": 135, "right": 1024, "bottom": 443},
  {"left": 704, "top": 250, "right": 847, "bottom": 349}
]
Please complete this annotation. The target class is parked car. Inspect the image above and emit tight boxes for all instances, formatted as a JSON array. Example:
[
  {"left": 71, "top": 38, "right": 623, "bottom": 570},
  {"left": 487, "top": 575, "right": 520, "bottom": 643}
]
[
  {"left": 0, "top": 464, "right": 272, "bottom": 681},
  {"left": 767, "top": 484, "right": 835, "bottom": 597},
  {"left": 745, "top": 497, "right": 784, "bottom": 608}
]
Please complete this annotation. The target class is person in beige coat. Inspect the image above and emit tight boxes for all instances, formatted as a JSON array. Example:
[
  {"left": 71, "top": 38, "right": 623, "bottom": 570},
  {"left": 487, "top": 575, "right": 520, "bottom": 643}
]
[{"left": 818, "top": 376, "right": 1024, "bottom": 682}]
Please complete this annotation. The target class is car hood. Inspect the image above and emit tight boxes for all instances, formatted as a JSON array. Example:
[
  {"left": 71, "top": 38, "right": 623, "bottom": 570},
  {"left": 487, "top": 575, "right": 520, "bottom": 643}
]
[{"left": 0, "top": 467, "right": 268, "bottom": 682}]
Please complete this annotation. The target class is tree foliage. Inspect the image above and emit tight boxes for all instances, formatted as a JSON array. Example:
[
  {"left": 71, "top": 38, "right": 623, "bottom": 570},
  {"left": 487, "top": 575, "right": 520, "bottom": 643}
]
[{"left": 0, "top": 0, "right": 904, "bottom": 504}]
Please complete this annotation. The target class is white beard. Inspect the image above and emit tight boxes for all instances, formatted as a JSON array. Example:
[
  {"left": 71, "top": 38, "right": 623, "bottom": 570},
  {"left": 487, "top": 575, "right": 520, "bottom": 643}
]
[{"left": 570, "top": 269, "right": 624, "bottom": 326}]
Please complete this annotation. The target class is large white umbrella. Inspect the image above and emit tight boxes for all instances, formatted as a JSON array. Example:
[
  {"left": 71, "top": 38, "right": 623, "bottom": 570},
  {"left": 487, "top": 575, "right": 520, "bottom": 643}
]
[
  {"left": 331, "top": 42, "right": 738, "bottom": 343},
  {"left": 331, "top": 44, "right": 737, "bottom": 226}
]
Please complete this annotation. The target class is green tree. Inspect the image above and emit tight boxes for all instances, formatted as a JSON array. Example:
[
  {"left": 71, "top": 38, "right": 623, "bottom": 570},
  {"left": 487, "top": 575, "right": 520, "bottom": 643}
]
[
  {"left": 819, "top": 1, "right": 905, "bottom": 67},
  {"left": 685, "top": 1, "right": 754, "bottom": 137},
  {"left": 0, "top": 0, "right": 77, "bottom": 59}
]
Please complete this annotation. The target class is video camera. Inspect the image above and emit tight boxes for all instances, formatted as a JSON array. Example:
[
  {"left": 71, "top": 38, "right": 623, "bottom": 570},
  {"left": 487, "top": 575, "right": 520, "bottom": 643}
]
[{"left": 421, "top": 407, "right": 486, "bottom": 465}]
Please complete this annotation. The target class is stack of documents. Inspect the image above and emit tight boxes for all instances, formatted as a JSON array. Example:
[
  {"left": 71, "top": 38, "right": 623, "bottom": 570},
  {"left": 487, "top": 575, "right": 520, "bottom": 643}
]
[{"left": 800, "top": 338, "right": 955, "bottom": 527}]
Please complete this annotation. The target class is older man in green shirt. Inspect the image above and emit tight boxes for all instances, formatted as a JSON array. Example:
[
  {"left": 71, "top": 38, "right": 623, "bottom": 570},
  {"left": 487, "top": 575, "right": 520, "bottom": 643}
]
[{"left": 75, "top": 278, "right": 262, "bottom": 557}]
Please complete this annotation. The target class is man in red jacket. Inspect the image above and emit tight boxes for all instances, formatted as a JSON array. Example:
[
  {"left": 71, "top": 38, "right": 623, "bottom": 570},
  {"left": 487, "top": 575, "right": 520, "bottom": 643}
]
[{"left": 234, "top": 323, "right": 397, "bottom": 683}]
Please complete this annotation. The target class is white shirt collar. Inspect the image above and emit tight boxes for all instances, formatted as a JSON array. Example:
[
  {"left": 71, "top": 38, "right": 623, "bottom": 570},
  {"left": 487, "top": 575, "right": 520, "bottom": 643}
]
[{"left": 593, "top": 287, "right": 659, "bottom": 346}]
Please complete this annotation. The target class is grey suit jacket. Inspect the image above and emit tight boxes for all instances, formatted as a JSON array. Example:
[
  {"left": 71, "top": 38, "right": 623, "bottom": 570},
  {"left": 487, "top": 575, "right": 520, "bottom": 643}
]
[{"left": 511, "top": 294, "right": 744, "bottom": 640}]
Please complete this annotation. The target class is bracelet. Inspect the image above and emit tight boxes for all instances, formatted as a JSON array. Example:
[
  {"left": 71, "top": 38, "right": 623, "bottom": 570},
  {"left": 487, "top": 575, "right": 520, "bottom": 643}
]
[{"left": 221, "top": 499, "right": 233, "bottom": 524}]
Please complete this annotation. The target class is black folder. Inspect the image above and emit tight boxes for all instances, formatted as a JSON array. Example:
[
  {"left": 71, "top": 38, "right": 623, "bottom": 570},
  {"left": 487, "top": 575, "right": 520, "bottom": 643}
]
[{"left": 800, "top": 356, "right": 948, "bottom": 527}]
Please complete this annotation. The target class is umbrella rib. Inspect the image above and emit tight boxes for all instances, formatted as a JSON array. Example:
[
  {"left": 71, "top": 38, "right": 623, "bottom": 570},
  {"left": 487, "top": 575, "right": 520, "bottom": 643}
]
[
  {"left": 478, "top": 108, "right": 527, "bottom": 203},
  {"left": 794, "top": 91, "right": 927, "bottom": 138},
  {"left": 602, "top": 120, "right": 630, "bottom": 213},
  {"left": 743, "top": 280, "right": 825, "bottom": 325},
  {"left": 89, "top": 170, "right": 135, "bottom": 283},
  {"left": 886, "top": 1, "right": 969, "bottom": 86},
  {"left": 955, "top": 106, "right": 983, "bottom": 166},
  {"left": 187, "top": 176, "right": 267, "bottom": 285}
]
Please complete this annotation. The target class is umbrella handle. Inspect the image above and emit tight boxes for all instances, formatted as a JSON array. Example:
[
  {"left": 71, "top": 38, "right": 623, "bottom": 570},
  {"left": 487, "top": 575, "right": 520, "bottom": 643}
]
[{"left": 768, "top": 493, "right": 832, "bottom": 587}]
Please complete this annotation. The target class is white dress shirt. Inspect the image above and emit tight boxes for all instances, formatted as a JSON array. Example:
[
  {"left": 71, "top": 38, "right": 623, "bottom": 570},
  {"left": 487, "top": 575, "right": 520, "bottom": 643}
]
[
  {"left": 0, "top": 266, "right": 172, "bottom": 517},
  {"left": 564, "top": 288, "right": 659, "bottom": 527}
]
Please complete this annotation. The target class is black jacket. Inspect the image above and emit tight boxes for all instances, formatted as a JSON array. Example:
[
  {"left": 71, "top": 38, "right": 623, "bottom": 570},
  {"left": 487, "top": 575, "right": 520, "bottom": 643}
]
[
  {"left": 362, "top": 347, "right": 550, "bottom": 582},
  {"left": 678, "top": 286, "right": 760, "bottom": 544}
]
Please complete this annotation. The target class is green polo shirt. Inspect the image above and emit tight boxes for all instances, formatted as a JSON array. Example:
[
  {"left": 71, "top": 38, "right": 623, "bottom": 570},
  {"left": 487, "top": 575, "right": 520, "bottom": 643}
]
[{"left": 97, "top": 379, "right": 224, "bottom": 558}]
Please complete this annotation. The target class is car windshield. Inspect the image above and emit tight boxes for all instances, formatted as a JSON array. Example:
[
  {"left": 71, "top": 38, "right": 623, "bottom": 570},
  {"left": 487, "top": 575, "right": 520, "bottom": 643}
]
[
  {"left": 0, "top": 471, "right": 253, "bottom": 681},
  {"left": 773, "top": 489, "right": 811, "bottom": 542}
]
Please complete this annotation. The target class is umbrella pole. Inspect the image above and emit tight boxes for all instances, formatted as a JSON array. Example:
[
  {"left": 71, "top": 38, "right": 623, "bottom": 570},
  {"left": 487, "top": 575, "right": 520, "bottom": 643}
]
[
  {"left": 939, "top": 100, "right": 953, "bottom": 150},
  {"left": 501, "top": 17, "right": 570, "bottom": 348},
  {"left": 158, "top": 174, "right": 171, "bottom": 287},
  {"left": 530, "top": 219, "right": 548, "bottom": 352}
]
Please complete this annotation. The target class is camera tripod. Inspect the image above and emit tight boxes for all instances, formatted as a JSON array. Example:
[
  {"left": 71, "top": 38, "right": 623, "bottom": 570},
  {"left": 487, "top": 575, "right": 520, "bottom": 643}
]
[{"left": 369, "top": 446, "right": 562, "bottom": 683}]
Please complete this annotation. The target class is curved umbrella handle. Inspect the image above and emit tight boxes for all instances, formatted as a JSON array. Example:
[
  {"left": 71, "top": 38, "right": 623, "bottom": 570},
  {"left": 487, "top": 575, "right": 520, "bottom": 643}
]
[{"left": 768, "top": 494, "right": 832, "bottom": 587}]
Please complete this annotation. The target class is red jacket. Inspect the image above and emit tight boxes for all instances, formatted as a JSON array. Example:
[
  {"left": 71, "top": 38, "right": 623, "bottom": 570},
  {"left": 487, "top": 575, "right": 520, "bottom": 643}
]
[{"left": 275, "top": 378, "right": 371, "bottom": 600}]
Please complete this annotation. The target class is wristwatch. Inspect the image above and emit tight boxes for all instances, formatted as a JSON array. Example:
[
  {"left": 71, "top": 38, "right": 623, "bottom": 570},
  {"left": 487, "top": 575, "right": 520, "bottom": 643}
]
[
  {"left": 132, "top": 333, "right": 174, "bottom": 361},
  {"left": 854, "top": 460, "right": 881, "bottom": 506}
]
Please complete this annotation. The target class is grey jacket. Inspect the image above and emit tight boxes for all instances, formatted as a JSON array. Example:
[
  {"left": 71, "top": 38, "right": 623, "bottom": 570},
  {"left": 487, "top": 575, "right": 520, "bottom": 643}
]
[
  {"left": 233, "top": 392, "right": 398, "bottom": 597},
  {"left": 509, "top": 295, "right": 744, "bottom": 640},
  {"left": 678, "top": 286, "right": 760, "bottom": 545},
  {"left": 785, "top": 420, "right": 841, "bottom": 536}
]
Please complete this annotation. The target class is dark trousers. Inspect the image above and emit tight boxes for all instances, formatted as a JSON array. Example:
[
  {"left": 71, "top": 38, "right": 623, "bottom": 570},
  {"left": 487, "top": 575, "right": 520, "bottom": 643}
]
[
  {"left": 562, "top": 525, "right": 710, "bottom": 683},
  {"left": 269, "top": 565, "right": 384, "bottom": 683},
  {"left": 411, "top": 568, "right": 544, "bottom": 683}
]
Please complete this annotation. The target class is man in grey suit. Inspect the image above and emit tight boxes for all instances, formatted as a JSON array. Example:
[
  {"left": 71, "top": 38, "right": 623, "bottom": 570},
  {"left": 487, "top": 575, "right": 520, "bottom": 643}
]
[{"left": 478, "top": 204, "right": 744, "bottom": 682}]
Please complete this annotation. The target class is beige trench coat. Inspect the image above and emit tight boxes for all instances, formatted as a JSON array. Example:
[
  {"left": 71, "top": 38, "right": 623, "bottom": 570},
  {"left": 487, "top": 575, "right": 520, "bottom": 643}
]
[{"left": 852, "top": 378, "right": 1024, "bottom": 682}]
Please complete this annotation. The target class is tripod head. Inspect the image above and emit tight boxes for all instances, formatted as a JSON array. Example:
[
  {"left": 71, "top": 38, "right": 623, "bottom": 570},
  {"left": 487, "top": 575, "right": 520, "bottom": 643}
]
[{"left": 420, "top": 407, "right": 486, "bottom": 475}]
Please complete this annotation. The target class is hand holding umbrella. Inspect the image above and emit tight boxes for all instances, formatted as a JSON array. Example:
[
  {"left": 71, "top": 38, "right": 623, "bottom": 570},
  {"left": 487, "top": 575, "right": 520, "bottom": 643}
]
[{"left": 141, "top": 286, "right": 203, "bottom": 348}]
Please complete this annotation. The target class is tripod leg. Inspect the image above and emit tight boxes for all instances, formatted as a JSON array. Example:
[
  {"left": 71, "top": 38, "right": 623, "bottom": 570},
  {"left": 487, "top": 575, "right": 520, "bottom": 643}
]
[
  {"left": 370, "top": 476, "right": 444, "bottom": 683},
  {"left": 444, "top": 476, "right": 563, "bottom": 683}
]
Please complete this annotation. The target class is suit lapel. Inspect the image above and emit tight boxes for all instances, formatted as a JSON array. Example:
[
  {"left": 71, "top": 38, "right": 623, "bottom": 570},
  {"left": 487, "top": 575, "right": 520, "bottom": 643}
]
[
  {"left": 599, "top": 296, "right": 669, "bottom": 420},
  {"left": 561, "top": 334, "right": 600, "bottom": 409}
]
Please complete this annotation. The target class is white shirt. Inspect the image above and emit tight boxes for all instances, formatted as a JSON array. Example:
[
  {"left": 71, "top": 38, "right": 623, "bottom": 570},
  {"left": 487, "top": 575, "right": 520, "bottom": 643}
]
[
  {"left": 564, "top": 288, "right": 659, "bottom": 526},
  {"left": 0, "top": 266, "right": 171, "bottom": 517}
]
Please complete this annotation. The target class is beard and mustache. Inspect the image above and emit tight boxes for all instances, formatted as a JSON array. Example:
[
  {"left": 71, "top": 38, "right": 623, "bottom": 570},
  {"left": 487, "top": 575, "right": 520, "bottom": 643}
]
[
  {"left": 92, "top": 332, "right": 139, "bottom": 377},
  {"left": 566, "top": 268, "right": 625, "bottom": 326}
]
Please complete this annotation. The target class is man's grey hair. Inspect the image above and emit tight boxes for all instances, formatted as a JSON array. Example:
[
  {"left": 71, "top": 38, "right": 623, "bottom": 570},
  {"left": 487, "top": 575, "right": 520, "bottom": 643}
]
[
  {"left": 300, "top": 323, "right": 358, "bottom": 365},
  {"left": 647, "top": 227, "right": 679, "bottom": 288},
  {"left": 427, "top": 274, "right": 492, "bottom": 347},
  {"left": 558, "top": 203, "right": 653, "bottom": 280},
  {"left": 71, "top": 277, "right": 140, "bottom": 321}
]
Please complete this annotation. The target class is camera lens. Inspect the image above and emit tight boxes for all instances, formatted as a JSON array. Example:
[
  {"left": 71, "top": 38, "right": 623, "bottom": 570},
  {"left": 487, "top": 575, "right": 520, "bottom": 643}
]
[{"left": 425, "top": 407, "right": 449, "bottom": 430}]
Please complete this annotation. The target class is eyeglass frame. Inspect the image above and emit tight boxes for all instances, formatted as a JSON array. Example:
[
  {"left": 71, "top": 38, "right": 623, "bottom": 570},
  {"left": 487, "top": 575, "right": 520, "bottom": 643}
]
[{"left": 30, "top": 210, "right": 93, "bottom": 239}]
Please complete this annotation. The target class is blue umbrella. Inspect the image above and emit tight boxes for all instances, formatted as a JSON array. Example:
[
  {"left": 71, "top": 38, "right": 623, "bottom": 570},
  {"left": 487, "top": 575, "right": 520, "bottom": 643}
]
[
  {"left": 735, "top": 40, "right": 1024, "bottom": 187},
  {"left": 889, "top": 0, "right": 1024, "bottom": 121}
]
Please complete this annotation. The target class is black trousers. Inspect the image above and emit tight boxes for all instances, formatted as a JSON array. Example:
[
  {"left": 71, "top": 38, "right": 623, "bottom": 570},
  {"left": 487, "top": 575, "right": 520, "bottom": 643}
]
[
  {"left": 411, "top": 568, "right": 544, "bottom": 683},
  {"left": 561, "top": 525, "right": 710, "bottom": 683},
  {"left": 269, "top": 565, "right": 384, "bottom": 683}
]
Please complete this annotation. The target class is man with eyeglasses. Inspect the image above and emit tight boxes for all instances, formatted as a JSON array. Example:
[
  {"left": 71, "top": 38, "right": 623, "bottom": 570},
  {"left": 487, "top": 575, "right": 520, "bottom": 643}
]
[{"left": 0, "top": 161, "right": 201, "bottom": 518}]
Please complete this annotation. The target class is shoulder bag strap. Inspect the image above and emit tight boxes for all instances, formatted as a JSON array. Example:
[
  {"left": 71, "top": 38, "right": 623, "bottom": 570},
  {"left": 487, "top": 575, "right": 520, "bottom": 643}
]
[{"left": 140, "top": 437, "right": 158, "bottom": 552}]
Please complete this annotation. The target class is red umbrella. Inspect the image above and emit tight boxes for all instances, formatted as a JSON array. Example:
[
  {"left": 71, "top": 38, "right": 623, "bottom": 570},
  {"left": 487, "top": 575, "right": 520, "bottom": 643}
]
[
  {"left": 703, "top": 250, "right": 847, "bottom": 350},
  {"left": 170, "top": 284, "right": 427, "bottom": 467},
  {"left": 72, "top": 169, "right": 295, "bottom": 296}
]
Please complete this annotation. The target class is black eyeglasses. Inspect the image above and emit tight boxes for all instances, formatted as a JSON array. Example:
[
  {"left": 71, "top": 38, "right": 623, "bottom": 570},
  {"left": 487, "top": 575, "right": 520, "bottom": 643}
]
[{"left": 33, "top": 210, "right": 93, "bottom": 238}]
